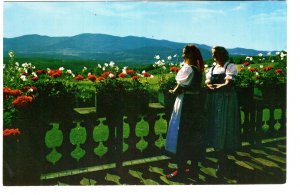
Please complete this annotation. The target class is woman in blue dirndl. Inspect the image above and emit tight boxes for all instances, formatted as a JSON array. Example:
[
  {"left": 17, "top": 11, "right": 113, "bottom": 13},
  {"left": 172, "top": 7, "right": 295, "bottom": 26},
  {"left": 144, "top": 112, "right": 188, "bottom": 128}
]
[
  {"left": 205, "top": 46, "right": 241, "bottom": 176},
  {"left": 164, "top": 45, "right": 207, "bottom": 180}
]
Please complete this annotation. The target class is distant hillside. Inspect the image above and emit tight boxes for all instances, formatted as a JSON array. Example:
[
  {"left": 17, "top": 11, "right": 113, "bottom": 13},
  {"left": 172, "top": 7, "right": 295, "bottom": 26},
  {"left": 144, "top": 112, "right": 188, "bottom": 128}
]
[{"left": 3, "top": 33, "right": 274, "bottom": 65}]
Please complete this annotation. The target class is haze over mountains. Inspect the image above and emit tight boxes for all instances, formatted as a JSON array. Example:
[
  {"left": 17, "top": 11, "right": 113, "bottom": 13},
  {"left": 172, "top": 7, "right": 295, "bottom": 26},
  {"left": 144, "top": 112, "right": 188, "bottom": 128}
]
[{"left": 3, "top": 33, "right": 275, "bottom": 65}]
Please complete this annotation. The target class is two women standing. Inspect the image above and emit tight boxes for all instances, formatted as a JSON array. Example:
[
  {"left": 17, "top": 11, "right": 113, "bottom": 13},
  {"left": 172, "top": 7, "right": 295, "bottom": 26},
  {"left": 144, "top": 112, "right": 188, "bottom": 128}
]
[{"left": 164, "top": 45, "right": 241, "bottom": 181}]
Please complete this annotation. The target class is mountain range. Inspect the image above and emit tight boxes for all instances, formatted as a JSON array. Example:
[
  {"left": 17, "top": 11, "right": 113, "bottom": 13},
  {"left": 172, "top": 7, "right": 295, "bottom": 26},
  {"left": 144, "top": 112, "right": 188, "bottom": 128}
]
[{"left": 3, "top": 33, "right": 274, "bottom": 65}]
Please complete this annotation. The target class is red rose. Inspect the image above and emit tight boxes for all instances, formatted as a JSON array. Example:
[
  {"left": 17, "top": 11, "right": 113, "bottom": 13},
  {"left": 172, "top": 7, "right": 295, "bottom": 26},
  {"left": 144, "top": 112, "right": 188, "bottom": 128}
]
[
  {"left": 30, "top": 76, "right": 39, "bottom": 81},
  {"left": 3, "top": 128, "right": 21, "bottom": 137},
  {"left": 118, "top": 73, "right": 127, "bottom": 78},
  {"left": 126, "top": 69, "right": 135, "bottom": 75},
  {"left": 101, "top": 71, "right": 111, "bottom": 78},
  {"left": 143, "top": 72, "right": 151, "bottom": 77},
  {"left": 249, "top": 68, "right": 258, "bottom": 73},
  {"left": 12, "top": 95, "right": 33, "bottom": 110},
  {"left": 35, "top": 69, "right": 44, "bottom": 75},
  {"left": 9, "top": 89, "right": 22, "bottom": 96},
  {"left": 3, "top": 87, "right": 11, "bottom": 99},
  {"left": 243, "top": 61, "right": 250, "bottom": 66},
  {"left": 275, "top": 69, "right": 283, "bottom": 74},
  {"left": 97, "top": 76, "right": 105, "bottom": 81},
  {"left": 263, "top": 65, "right": 274, "bottom": 71},
  {"left": 48, "top": 70, "right": 63, "bottom": 78},
  {"left": 170, "top": 66, "right": 180, "bottom": 73},
  {"left": 131, "top": 76, "right": 139, "bottom": 81},
  {"left": 87, "top": 74, "right": 97, "bottom": 82},
  {"left": 74, "top": 74, "right": 84, "bottom": 81}
]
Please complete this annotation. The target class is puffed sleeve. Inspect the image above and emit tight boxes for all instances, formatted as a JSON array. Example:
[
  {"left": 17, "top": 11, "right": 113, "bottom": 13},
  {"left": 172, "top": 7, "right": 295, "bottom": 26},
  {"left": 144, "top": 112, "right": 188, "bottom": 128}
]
[
  {"left": 175, "top": 65, "right": 194, "bottom": 87},
  {"left": 225, "top": 63, "right": 238, "bottom": 80},
  {"left": 205, "top": 67, "right": 212, "bottom": 84}
]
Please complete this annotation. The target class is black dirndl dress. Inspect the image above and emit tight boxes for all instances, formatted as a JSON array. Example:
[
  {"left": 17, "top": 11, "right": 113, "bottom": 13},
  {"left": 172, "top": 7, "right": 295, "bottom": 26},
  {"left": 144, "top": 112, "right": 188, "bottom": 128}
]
[{"left": 165, "top": 66, "right": 207, "bottom": 162}]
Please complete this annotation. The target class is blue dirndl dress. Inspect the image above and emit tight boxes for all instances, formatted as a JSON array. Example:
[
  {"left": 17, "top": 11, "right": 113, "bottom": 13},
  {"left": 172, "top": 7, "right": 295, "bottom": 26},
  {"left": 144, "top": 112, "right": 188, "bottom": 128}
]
[{"left": 206, "top": 63, "right": 241, "bottom": 151}]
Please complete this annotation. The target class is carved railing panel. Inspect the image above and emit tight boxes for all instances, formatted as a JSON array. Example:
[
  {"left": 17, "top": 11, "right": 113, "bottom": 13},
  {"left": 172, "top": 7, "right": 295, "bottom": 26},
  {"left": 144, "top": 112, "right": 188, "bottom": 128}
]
[{"left": 9, "top": 97, "right": 286, "bottom": 179}]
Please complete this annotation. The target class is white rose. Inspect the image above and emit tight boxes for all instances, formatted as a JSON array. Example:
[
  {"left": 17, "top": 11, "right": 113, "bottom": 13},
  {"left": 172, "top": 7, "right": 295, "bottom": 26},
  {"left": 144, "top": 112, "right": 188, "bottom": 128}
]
[
  {"left": 109, "top": 61, "right": 115, "bottom": 67},
  {"left": 20, "top": 75, "right": 27, "bottom": 81}
]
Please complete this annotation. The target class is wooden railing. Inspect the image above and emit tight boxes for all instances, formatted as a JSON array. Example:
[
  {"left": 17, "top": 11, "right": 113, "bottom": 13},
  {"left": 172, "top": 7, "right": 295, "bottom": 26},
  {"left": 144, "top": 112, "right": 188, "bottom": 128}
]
[{"left": 4, "top": 94, "right": 286, "bottom": 185}]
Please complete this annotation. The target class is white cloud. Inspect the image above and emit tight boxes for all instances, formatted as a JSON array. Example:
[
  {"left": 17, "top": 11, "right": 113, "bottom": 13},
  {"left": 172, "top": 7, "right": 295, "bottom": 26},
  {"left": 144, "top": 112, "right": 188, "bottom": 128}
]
[
  {"left": 8, "top": 2, "right": 62, "bottom": 13},
  {"left": 176, "top": 7, "right": 225, "bottom": 15},
  {"left": 231, "top": 4, "right": 246, "bottom": 11},
  {"left": 251, "top": 9, "right": 287, "bottom": 24}
]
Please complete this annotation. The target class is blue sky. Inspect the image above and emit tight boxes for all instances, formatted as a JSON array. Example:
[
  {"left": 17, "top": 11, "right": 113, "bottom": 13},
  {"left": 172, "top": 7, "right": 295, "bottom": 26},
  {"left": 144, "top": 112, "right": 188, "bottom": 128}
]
[{"left": 3, "top": 1, "right": 287, "bottom": 51}]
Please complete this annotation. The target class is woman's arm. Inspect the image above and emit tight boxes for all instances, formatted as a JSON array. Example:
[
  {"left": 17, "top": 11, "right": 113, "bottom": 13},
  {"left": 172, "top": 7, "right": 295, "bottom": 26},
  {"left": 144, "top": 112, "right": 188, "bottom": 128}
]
[
  {"left": 205, "top": 68, "right": 216, "bottom": 89},
  {"left": 214, "top": 78, "right": 230, "bottom": 89},
  {"left": 169, "top": 84, "right": 184, "bottom": 95},
  {"left": 205, "top": 81, "right": 216, "bottom": 90}
]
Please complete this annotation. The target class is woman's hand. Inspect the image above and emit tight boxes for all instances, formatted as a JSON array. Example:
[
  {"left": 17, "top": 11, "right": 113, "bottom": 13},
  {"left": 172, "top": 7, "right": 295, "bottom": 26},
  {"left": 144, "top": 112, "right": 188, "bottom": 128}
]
[
  {"left": 214, "top": 79, "right": 230, "bottom": 89},
  {"left": 169, "top": 89, "right": 175, "bottom": 94},
  {"left": 169, "top": 84, "right": 182, "bottom": 95},
  {"left": 214, "top": 84, "right": 225, "bottom": 89},
  {"left": 206, "top": 83, "right": 215, "bottom": 90}
]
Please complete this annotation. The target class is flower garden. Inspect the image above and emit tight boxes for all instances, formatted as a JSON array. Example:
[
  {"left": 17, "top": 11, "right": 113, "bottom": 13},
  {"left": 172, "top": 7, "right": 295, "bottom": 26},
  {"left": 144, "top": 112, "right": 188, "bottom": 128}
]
[{"left": 3, "top": 51, "right": 287, "bottom": 185}]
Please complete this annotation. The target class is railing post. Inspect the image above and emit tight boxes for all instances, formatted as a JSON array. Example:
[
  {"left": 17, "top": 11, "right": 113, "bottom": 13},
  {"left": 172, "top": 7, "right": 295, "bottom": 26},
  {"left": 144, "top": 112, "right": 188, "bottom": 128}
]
[
  {"left": 77, "top": 110, "right": 99, "bottom": 167},
  {"left": 144, "top": 103, "right": 165, "bottom": 155},
  {"left": 104, "top": 111, "right": 124, "bottom": 170},
  {"left": 116, "top": 113, "right": 124, "bottom": 169},
  {"left": 279, "top": 102, "right": 287, "bottom": 136},
  {"left": 268, "top": 104, "right": 276, "bottom": 138},
  {"left": 254, "top": 100, "right": 264, "bottom": 145},
  {"left": 124, "top": 114, "right": 141, "bottom": 159}
]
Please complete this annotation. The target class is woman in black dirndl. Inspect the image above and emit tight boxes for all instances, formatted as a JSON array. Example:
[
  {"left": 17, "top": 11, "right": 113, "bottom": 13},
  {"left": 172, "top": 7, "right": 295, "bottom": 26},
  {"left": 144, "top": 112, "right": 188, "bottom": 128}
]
[
  {"left": 205, "top": 46, "right": 241, "bottom": 177},
  {"left": 164, "top": 45, "right": 207, "bottom": 180}
]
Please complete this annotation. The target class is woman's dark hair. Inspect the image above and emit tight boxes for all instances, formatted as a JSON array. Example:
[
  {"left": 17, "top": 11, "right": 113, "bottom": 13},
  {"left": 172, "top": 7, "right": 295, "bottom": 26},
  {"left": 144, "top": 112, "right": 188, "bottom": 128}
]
[
  {"left": 212, "top": 46, "right": 229, "bottom": 64},
  {"left": 183, "top": 44, "right": 204, "bottom": 72}
]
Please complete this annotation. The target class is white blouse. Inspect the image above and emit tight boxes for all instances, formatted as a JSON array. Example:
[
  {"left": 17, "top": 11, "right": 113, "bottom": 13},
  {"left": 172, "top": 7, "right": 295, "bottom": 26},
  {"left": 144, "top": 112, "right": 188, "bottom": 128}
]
[
  {"left": 175, "top": 63, "right": 194, "bottom": 87},
  {"left": 205, "top": 62, "right": 238, "bottom": 84}
]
